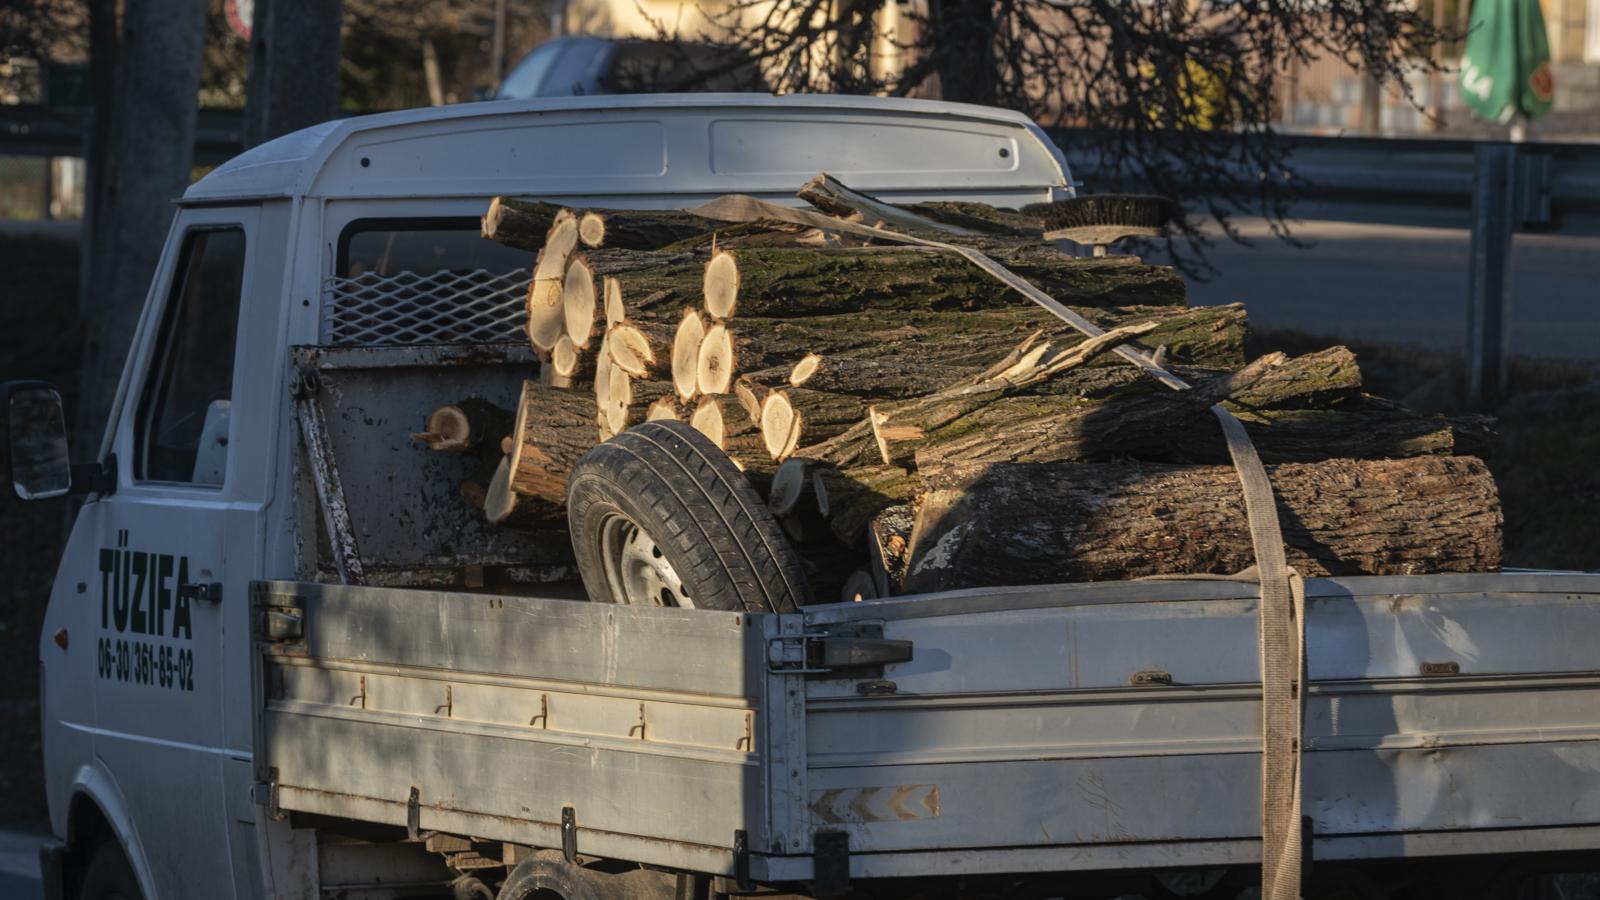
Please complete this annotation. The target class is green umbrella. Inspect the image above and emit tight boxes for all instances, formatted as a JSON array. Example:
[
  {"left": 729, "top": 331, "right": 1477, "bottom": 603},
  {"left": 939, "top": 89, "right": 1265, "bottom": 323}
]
[{"left": 1460, "top": 0, "right": 1556, "bottom": 124}]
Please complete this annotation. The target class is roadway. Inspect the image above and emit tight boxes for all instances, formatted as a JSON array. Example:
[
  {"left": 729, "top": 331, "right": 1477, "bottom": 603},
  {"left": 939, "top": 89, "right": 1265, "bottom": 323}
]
[
  {"left": 0, "top": 828, "right": 44, "bottom": 900},
  {"left": 1182, "top": 217, "right": 1600, "bottom": 362}
]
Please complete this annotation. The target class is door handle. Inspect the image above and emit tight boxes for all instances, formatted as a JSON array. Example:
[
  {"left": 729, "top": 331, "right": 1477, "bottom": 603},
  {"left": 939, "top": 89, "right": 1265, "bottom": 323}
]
[{"left": 179, "top": 581, "right": 223, "bottom": 604}]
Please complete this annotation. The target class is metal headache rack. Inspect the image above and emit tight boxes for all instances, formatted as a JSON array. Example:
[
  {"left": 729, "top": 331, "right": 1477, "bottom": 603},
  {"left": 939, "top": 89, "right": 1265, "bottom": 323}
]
[{"left": 322, "top": 267, "right": 530, "bottom": 346}]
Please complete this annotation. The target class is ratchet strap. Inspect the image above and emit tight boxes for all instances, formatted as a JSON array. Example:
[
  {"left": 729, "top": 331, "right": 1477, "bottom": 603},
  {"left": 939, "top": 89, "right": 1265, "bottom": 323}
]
[{"left": 692, "top": 194, "right": 1309, "bottom": 898}]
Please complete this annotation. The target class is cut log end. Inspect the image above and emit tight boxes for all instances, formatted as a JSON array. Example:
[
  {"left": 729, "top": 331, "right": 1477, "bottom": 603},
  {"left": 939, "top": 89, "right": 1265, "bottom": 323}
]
[
  {"left": 608, "top": 323, "right": 658, "bottom": 378},
  {"left": 646, "top": 397, "right": 680, "bottom": 422},
  {"left": 790, "top": 353, "right": 822, "bottom": 387},
  {"left": 483, "top": 456, "right": 517, "bottom": 525},
  {"left": 672, "top": 309, "right": 707, "bottom": 402},
  {"left": 690, "top": 397, "right": 727, "bottom": 448},
  {"left": 841, "top": 570, "right": 878, "bottom": 603},
  {"left": 697, "top": 322, "right": 736, "bottom": 396},
  {"left": 769, "top": 458, "right": 808, "bottom": 515},
  {"left": 603, "top": 276, "right": 626, "bottom": 328},
  {"left": 552, "top": 334, "right": 581, "bottom": 378},
  {"left": 703, "top": 249, "right": 740, "bottom": 319},
  {"left": 563, "top": 255, "right": 598, "bottom": 348},
  {"left": 578, "top": 211, "right": 606, "bottom": 248},
  {"left": 602, "top": 366, "right": 633, "bottom": 437},
  {"left": 760, "top": 391, "right": 802, "bottom": 460},
  {"left": 415, "top": 404, "right": 472, "bottom": 452}
]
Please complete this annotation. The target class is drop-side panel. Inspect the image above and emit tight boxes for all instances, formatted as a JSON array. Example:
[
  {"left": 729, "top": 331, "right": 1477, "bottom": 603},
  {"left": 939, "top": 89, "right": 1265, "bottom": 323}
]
[
  {"left": 797, "top": 574, "right": 1600, "bottom": 868},
  {"left": 256, "top": 580, "right": 772, "bottom": 874}
]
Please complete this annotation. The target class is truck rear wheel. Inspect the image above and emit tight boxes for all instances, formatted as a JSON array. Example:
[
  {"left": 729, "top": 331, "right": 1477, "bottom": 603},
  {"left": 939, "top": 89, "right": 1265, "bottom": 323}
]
[
  {"left": 567, "top": 421, "right": 810, "bottom": 613},
  {"left": 77, "top": 839, "right": 143, "bottom": 900},
  {"left": 496, "top": 855, "right": 600, "bottom": 900}
]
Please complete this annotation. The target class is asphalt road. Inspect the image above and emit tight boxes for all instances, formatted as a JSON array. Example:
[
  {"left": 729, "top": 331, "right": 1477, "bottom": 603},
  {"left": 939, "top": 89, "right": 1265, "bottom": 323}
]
[
  {"left": 1181, "top": 218, "right": 1600, "bottom": 362},
  {"left": 0, "top": 828, "right": 44, "bottom": 900}
]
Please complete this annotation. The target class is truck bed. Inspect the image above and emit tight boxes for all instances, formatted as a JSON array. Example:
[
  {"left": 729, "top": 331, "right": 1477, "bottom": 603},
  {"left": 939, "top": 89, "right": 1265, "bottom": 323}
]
[{"left": 253, "top": 571, "right": 1600, "bottom": 884}]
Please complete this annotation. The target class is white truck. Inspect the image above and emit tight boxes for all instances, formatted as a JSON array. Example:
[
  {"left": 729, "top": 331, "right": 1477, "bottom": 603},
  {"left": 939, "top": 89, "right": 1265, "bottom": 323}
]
[{"left": 6, "top": 94, "right": 1600, "bottom": 900}]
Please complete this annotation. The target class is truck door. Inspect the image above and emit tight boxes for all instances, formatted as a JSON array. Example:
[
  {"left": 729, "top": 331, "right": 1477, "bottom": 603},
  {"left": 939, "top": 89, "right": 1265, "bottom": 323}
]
[{"left": 87, "top": 206, "right": 261, "bottom": 899}]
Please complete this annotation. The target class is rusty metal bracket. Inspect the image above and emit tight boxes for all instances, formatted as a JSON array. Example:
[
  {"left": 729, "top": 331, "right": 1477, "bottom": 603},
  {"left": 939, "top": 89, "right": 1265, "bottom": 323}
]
[
  {"left": 1421, "top": 661, "right": 1461, "bottom": 676},
  {"left": 256, "top": 768, "right": 286, "bottom": 822},
  {"left": 293, "top": 379, "right": 366, "bottom": 585},
  {"left": 407, "top": 786, "right": 422, "bottom": 840},
  {"left": 529, "top": 694, "right": 548, "bottom": 728},
  {"left": 349, "top": 675, "right": 366, "bottom": 709},
  {"left": 561, "top": 806, "right": 577, "bottom": 862},
  {"left": 435, "top": 685, "right": 453, "bottom": 717},
  {"left": 734, "top": 829, "right": 753, "bottom": 892},
  {"left": 629, "top": 703, "right": 647, "bottom": 740}
]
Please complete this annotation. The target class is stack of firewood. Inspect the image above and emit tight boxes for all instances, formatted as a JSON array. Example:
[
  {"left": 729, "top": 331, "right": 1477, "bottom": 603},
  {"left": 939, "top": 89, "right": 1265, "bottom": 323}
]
[{"left": 414, "top": 179, "right": 1503, "bottom": 601}]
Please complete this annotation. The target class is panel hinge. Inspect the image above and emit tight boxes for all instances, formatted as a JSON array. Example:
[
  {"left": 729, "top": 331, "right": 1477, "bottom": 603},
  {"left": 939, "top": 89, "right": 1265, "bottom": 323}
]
[
  {"left": 766, "top": 625, "right": 911, "bottom": 676},
  {"left": 252, "top": 768, "right": 286, "bottom": 822},
  {"left": 561, "top": 806, "right": 578, "bottom": 862},
  {"left": 252, "top": 582, "right": 305, "bottom": 644},
  {"left": 733, "top": 829, "right": 753, "bottom": 892}
]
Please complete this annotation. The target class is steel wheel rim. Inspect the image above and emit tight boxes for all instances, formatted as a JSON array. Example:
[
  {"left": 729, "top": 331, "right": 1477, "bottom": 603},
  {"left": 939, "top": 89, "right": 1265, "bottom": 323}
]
[{"left": 598, "top": 513, "right": 693, "bottom": 608}]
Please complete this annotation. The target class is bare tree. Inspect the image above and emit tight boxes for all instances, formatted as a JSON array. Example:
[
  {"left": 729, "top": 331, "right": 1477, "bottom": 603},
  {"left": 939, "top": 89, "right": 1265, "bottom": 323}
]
[
  {"left": 77, "top": 0, "right": 208, "bottom": 444},
  {"left": 668, "top": 0, "right": 1451, "bottom": 268},
  {"left": 245, "top": 0, "right": 345, "bottom": 145}
]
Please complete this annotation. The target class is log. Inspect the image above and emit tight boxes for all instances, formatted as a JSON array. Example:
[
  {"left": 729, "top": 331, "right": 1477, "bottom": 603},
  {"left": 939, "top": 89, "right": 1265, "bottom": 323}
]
[
  {"left": 648, "top": 303, "right": 1245, "bottom": 378},
  {"left": 704, "top": 249, "right": 739, "bottom": 318},
  {"left": 550, "top": 334, "right": 596, "bottom": 382},
  {"left": 671, "top": 309, "right": 706, "bottom": 402},
  {"left": 813, "top": 464, "right": 918, "bottom": 546},
  {"left": 780, "top": 354, "right": 979, "bottom": 398},
  {"left": 590, "top": 247, "right": 1187, "bottom": 318},
  {"left": 907, "top": 201, "right": 1043, "bottom": 238},
  {"left": 646, "top": 396, "right": 680, "bottom": 422},
  {"left": 600, "top": 375, "right": 675, "bottom": 437},
  {"left": 797, "top": 173, "right": 974, "bottom": 235},
  {"left": 907, "top": 352, "right": 1457, "bottom": 469},
  {"left": 867, "top": 504, "right": 914, "bottom": 596},
  {"left": 504, "top": 380, "right": 601, "bottom": 525},
  {"left": 563, "top": 254, "right": 598, "bottom": 348},
  {"left": 757, "top": 388, "right": 868, "bottom": 458},
  {"left": 483, "top": 198, "right": 724, "bottom": 253},
  {"left": 576, "top": 209, "right": 726, "bottom": 251},
  {"left": 482, "top": 198, "right": 563, "bottom": 250},
  {"left": 525, "top": 211, "right": 580, "bottom": 351},
  {"left": 412, "top": 398, "right": 513, "bottom": 453},
  {"left": 607, "top": 321, "right": 671, "bottom": 379},
  {"left": 869, "top": 322, "right": 1171, "bottom": 466},
  {"left": 902, "top": 456, "right": 1503, "bottom": 591},
  {"left": 697, "top": 321, "right": 739, "bottom": 396},
  {"left": 603, "top": 276, "right": 627, "bottom": 327},
  {"left": 769, "top": 458, "right": 811, "bottom": 515}
]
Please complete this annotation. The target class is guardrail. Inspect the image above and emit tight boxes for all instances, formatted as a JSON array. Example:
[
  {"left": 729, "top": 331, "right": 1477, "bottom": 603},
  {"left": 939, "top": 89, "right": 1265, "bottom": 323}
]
[
  {"left": 1, "top": 104, "right": 247, "bottom": 165},
  {"left": 1047, "top": 128, "right": 1600, "bottom": 235}
]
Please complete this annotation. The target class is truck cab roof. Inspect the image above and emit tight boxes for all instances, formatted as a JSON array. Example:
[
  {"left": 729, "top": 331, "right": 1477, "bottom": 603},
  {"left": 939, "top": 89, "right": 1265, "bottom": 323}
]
[{"left": 184, "top": 94, "right": 1074, "bottom": 208}]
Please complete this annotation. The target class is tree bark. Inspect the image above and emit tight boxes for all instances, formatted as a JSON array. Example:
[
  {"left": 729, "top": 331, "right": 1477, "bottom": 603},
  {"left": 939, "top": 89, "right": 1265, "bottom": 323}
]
[
  {"left": 244, "top": 0, "right": 343, "bottom": 147},
  {"left": 482, "top": 199, "right": 726, "bottom": 253},
  {"left": 813, "top": 465, "right": 918, "bottom": 546},
  {"left": 77, "top": 0, "right": 207, "bottom": 446},
  {"left": 504, "top": 380, "right": 603, "bottom": 525},
  {"left": 903, "top": 456, "right": 1503, "bottom": 591},
  {"left": 902, "top": 348, "right": 1449, "bottom": 468},
  {"left": 592, "top": 246, "right": 1187, "bottom": 318}
]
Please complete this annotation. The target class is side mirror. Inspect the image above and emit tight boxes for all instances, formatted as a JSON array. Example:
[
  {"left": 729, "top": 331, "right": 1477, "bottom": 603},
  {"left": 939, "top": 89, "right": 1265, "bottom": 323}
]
[{"left": 2, "top": 381, "right": 74, "bottom": 500}]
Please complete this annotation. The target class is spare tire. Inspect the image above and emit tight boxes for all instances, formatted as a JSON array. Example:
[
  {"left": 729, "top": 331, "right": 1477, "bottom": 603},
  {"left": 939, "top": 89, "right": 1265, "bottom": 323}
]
[{"left": 566, "top": 421, "right": 811, "bottom": 613}]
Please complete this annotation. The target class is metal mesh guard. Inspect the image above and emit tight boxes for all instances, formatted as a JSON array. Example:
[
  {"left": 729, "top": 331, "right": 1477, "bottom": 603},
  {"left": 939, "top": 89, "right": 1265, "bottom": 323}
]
[{"left": 324, "top": 268, "right": 530, "bottom": 346}]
